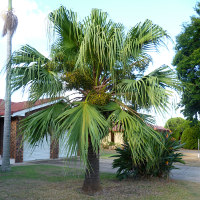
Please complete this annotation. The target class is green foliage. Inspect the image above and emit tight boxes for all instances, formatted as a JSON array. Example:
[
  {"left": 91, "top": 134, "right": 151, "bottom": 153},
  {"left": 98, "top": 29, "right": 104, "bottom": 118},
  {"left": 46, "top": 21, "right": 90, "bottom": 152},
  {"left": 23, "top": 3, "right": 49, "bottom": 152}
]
[
  {"left": 164, "top": 117, "right": 190, "bottom": 140},
  {"left": 181, "top": 123, "right": 200, "bottom": 149},
  {"left": 165, "top": 118, "right": 200, "bottom": 149},
  {"left": 173, "top": 2, "right": 200, "bottom": 120},
  {"left": 112, "top": 132, "right": 184, "bottom": 180},
  {"left": 112, "top": 142, "right": 135, "bottom": 180}
]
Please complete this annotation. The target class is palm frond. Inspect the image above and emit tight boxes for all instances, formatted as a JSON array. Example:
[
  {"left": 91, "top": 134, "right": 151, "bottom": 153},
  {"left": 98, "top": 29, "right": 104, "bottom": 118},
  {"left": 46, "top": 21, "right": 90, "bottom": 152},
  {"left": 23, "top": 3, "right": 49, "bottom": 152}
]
[
  {"left": 129, "top": 53, "right": 153, "bottom": 72},
  {"left": 138, "top": 113, "right": 156, "bottom": 125},
  {"left": 104, "top": 101, "right": 162, "bottom": 164},
  {"left": 121, "top": 19, "right": 170, "bottom": 70},
  {"left": 11, "top": 45, "right": 63, "bottom": 102},
  {"left": 56, "top": 101, "right": 109, "bottom": 164},
  {"left": 20, "top": 101, "right": 67, "bottom": 146},
  {"left": 11, "top": 45, "right": 48, "bottom": 64},
  {"left": 76, "top": 9, "right": 124, "bottom": 76},
  {"left": 117, "top": 65, "right": 180, "bottom": 113},
  {"left": 127, "top": 19, "right": 169, "bottom": 52},
  {"left": 48, "top": 6, "right": 82, "bottom": 54},
  {"left": 47, "top": 6, "right": 84, "bottom": 74},
  {"left": 148, "top": 65, "right": 181, "bottom": 90}
]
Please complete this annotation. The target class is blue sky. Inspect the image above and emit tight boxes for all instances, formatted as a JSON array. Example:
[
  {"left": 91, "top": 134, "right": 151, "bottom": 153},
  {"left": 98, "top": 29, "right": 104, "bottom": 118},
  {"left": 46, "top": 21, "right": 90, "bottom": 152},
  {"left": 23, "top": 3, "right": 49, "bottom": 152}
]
[{"left": 0, "top": 0, "right": 198, "bottom": 125}]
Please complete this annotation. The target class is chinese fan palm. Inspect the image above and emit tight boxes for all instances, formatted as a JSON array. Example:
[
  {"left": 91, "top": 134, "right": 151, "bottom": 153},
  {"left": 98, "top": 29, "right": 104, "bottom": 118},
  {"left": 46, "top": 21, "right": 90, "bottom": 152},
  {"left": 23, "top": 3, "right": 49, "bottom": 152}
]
[{"left": 10, "top": 6, "right": 179, "bottom": 192}]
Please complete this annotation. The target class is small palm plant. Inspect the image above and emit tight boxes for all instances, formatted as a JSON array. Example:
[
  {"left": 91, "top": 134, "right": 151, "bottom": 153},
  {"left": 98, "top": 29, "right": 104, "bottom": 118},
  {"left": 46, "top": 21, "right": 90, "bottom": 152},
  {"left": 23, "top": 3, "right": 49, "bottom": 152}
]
[
  {"left": 112, "top": 131, "right": 184, "bottom": 180},
  {"left": 10, "top": 6, "right": 180, "bottom": 192}
]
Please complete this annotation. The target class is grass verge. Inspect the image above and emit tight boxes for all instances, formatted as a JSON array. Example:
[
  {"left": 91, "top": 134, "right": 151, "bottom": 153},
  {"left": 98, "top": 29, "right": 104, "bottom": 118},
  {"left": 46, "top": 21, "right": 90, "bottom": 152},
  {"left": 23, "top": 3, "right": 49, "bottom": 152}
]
[{"left": 0, "top": 164, "right": 200, "bottom": 200}]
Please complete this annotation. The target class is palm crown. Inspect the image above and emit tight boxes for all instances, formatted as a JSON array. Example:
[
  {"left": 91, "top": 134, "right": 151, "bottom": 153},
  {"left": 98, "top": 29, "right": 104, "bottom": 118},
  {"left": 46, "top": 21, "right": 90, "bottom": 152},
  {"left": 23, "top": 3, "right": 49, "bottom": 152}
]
[{"left": 10, "top": 6, "right": 179, "bottom": 192}]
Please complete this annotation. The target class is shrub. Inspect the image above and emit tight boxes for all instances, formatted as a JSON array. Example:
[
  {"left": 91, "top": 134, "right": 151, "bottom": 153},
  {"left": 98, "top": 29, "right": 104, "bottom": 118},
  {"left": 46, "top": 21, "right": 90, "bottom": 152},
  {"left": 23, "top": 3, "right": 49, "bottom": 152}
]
[
  {"left": 112, "top": 132, "right": 184, "bottom": 180},
  {"left": 164, "top": 117, "right": 190, "bottom": 140},
  {"left": 181, "top": 124, "right": 200, "bottom": 149}
]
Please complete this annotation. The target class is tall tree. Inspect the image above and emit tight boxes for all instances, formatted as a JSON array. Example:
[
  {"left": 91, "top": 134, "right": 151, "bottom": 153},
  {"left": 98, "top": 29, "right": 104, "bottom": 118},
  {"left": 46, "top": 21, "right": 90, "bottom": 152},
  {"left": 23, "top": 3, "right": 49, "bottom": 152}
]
[
  {"left": 173, "top": 2, "right": 200, "bottom": 120},
  {"left": 1, "top": 0, "right": 18, "bottom": 172},
  {"left": 11, "top": 6, "right": 179, "bottom": 192}
]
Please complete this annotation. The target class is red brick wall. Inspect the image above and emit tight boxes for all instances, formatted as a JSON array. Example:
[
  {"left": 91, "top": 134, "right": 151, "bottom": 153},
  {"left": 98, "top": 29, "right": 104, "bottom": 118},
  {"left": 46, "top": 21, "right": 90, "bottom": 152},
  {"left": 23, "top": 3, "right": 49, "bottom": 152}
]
[
  {"left": 15, "top": 117, "right": 23, "bottom": 163},
  {"left": 10, "top": 120, "right": 17, "bottom": 158},
  {"left": 0, "top": 118, "right": 3, "bottom": 156},
  {"left": 0, "top": 117, "right": 23, "bottom": 162},
  {"left": 8, "top": 117, "right": 24, "bottom": 162}
]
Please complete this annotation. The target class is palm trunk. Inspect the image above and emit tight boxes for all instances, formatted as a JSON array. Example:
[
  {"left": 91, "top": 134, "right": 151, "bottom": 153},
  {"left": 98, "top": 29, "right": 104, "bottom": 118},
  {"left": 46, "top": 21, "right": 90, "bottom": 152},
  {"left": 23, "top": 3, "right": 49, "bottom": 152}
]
[
  {"left": 1, "top": 0, "right": 12, "bottom": 172},
  {"left": 82, "top": 136, "right": 102, "bottom": 193}
]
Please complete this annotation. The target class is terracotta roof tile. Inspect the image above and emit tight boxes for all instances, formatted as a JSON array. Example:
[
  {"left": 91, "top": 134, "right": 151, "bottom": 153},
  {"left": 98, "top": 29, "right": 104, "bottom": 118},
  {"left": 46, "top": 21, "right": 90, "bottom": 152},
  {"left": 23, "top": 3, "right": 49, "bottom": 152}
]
[
  {"left": 111, "top": 123, "right": 169, "bottom": 133},
  {"left": 0, "top": 99, "right": 51, "bottom": 116}
]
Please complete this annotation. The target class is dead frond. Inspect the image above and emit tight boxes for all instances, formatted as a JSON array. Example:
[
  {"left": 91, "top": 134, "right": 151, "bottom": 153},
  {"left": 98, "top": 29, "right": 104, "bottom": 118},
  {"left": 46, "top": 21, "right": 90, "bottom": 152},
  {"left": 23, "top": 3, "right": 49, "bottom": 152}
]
[{"left": 2, "top": 10, "right": 18, "bottom": 37}]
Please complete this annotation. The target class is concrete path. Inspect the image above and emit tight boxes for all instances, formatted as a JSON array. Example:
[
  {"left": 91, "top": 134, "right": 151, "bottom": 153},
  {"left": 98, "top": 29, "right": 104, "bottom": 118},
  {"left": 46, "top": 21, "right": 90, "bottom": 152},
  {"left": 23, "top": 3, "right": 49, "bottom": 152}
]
[
  {"left": 0, "top": 158, "right": 15, "bottom": 165},
  {"left": 13, "top": 158, "right": 200, "bottom": 183},
  {"left": 171, "top": 164, "right": 200, "bottom": 183},
  {"left": 99, "top": 159, "right": 200, "bottom": 183}
]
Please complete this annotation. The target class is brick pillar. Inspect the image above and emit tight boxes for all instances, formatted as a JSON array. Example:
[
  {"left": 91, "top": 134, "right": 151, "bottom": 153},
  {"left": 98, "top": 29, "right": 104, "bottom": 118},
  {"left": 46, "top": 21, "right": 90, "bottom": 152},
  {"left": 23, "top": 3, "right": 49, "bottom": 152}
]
[
  {"left": 50, "top": 135, "right": 59, "bottom": 159},
  {"left": 0, "top": 119, "right": 4, "bottom": 156},
  {"left": 111, "top": 131, "right": 115, "bottom": 143},
  {"left": 0, "top": 118, "right": 18, "bottom": 159},
  {"left": 10, "top": 120, "right": 17, "bottom": 159},
  {"left": 15, "top": 118, "right": 23, "bottom": 163}
]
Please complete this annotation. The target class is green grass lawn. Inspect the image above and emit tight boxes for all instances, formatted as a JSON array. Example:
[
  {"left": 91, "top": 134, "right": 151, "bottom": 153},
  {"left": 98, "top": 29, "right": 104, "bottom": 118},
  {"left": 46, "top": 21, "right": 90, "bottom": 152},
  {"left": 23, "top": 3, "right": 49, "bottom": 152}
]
[{"left": 0, "top": 165, "right": 200, "bottom": 200}]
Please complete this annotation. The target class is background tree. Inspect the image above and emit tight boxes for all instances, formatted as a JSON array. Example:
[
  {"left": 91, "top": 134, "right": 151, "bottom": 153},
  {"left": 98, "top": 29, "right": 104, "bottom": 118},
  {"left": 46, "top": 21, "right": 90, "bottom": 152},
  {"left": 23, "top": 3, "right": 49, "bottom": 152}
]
[
  {"left": 11, "top": 6, "right": 179, "bottom": 193},
  {"left": 165, "top": 117, "right": 200, "bottom": 149},
  {"left": 1, "top": 0, "right": 18, "bottom": 172},
  {"left": 173, "top": 2, "right": 200, "bottom": 120},
  {"left": 181, "top": 122, "right": 200, "bottom": 149}
]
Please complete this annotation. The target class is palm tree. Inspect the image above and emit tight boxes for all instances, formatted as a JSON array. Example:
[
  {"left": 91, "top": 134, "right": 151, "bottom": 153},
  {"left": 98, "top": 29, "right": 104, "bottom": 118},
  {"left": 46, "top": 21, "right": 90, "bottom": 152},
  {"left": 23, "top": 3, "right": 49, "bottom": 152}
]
[
  {"left": 1, "top": 0, "right": 18, "bottom": 172},
  {"left": 10, "top": 6, "right": 179, "bottom": 192}
]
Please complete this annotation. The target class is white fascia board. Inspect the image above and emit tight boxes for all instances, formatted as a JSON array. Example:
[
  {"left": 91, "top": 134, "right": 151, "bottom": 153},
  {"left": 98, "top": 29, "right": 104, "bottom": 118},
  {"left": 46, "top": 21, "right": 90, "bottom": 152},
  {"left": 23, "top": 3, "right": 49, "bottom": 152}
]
[{"left": 11, "top": 100, "right": 58, "bottom": 117}]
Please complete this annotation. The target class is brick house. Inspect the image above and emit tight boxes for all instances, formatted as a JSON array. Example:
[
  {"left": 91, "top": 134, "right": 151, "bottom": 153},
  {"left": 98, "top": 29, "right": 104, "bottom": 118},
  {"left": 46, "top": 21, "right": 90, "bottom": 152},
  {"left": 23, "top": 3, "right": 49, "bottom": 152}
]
[{"left": 0, "top": 99, "right": 66, "bottom": 163}]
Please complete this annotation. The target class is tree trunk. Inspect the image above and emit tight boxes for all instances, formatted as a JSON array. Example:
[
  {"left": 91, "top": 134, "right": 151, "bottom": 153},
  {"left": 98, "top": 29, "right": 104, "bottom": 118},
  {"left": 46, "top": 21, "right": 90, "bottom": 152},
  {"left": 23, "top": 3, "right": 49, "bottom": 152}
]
[
  {"left": 1, "top": 28, "right": 12, "bottom": 172},
  {"left": 82, "top": 137, "right": 102, "bottom": 193},
  {"left": 1, "top": 0, "right": 13, "bottom": 172}
]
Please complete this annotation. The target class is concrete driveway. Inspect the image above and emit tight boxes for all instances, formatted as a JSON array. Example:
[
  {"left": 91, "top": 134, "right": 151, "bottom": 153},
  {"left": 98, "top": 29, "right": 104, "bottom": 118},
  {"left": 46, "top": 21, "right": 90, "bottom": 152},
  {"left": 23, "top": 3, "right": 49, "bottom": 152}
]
[
  {"left": 99, "top": 159, "right": 200, "bottom": 183},
  {"left": 171, "top": 164, "right": 200, "bottom": 183}
]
